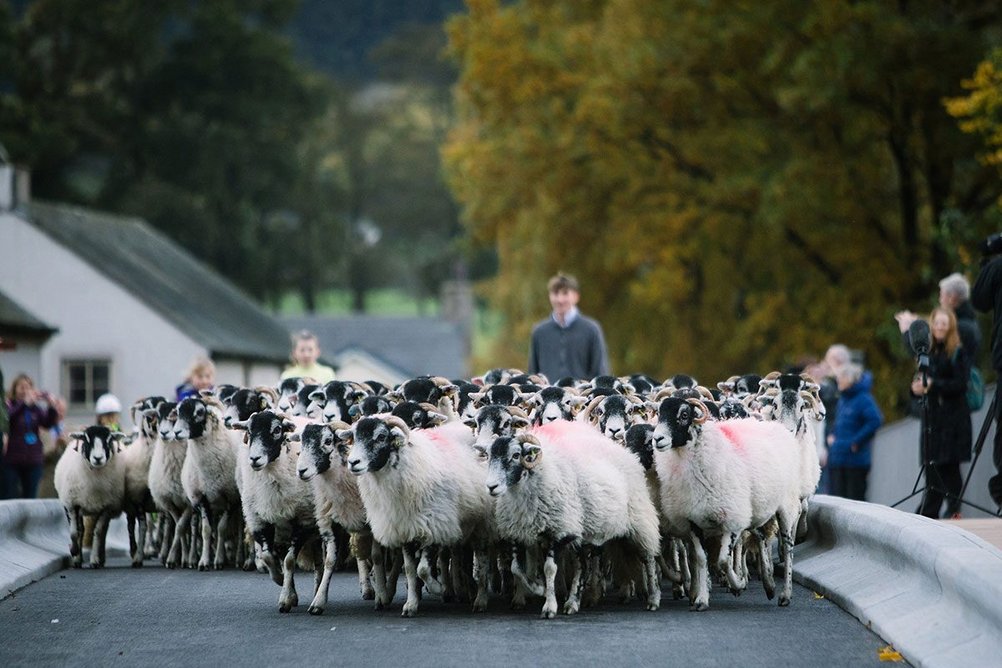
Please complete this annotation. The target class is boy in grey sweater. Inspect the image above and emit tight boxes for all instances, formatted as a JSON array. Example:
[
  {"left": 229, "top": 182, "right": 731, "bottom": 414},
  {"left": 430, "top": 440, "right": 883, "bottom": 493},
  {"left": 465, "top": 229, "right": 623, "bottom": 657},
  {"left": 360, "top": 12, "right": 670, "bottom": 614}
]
[{"left": 528, "top": 273, "right": 610, "bottom": 382}]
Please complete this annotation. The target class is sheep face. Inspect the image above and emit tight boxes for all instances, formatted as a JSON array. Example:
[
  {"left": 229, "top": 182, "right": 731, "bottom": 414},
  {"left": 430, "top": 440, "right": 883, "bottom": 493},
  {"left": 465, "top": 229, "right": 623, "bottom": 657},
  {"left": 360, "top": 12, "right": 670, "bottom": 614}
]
[
  {"left": 296, "top": 423, "right": 343, "bottom": 480},
  {"left": 214, "top": 384, "right": 240, "bottom": 405},
  {"left": 344, "top": 417, "right": 408, "bottom": 475},
  {"left": 353, "top": 394, "right": 394, "bottom": 419},
  {"left": 485, "top": 436, "right": 541, "bottom": 496},
  {"left": 532, "top": 386, "right": 577, "bottom": 424},
  {"left": 174, "top": 398, "right": 211, "bottom": 440},
  {"left": 276, "top": 377, "right": 307, "bottom": 413},
  {"left": 236, "top": 410, "right": 296, "bottom": 471},
  {"left": 734, "top": 374, "right": 762, "bottom": 399},
  {"left": 652, "top": 398, "right": 704, "bottom": 450},
  {"left": 390, "top": 401, "right": 447, "bottom": 430},
  {"left": 157, "top": 402, "right": 179, "bottom": 441},
  {"left": 312, "top": 381, "right": 363, "bottom": 422},
  {"left": 624, "top": 424, "right": 655, "bottom": 470},
  {"left": 133, "top": 396, "right": 166, "bottom": 440},
  {"left": 69, "top": 426, "right": 125, "bottom": 469},
  {"left": 222, "top": 388, "right": 271, "bottom": 428},
  {"left": 590, "top": 395, "right": 636, "bottom": 442},
  {"left": 468, "top": 405, "right": 530, "bottom": 449}
]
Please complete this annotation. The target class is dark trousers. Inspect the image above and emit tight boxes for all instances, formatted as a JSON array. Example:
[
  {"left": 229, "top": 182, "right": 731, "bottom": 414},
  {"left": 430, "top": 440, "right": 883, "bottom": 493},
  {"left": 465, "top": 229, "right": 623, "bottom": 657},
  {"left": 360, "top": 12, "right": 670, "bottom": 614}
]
[
  {"left": 1, "top": 463, "right": 44, "bottom": 499},
  {"left": 829, "top": 467, "right": 869, "bottom": 501},
  {"left": 992, "top": 393, "right": 1002, "bottom": 506},
  {"left": 918, "top": 462, "right": 963, "bottom": 518}
]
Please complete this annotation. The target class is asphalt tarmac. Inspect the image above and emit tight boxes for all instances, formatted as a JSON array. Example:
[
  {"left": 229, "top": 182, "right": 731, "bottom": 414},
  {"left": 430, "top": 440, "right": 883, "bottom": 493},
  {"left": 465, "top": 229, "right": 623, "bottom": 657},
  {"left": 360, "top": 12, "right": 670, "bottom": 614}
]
[{"left": 0, "top": 557, "right": 900, "bottom": 667}]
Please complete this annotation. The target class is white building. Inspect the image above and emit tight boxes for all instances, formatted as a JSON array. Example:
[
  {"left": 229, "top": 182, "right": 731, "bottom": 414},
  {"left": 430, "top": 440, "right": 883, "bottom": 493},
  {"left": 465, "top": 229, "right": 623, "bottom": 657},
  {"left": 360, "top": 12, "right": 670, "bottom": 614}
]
[{"left": 0, "top": 172, "right": 290, "bottom": 429}]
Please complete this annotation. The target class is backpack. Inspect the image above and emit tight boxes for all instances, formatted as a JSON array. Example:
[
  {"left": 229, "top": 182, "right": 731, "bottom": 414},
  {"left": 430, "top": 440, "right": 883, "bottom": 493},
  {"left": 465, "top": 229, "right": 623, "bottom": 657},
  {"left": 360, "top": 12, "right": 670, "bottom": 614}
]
[
  {"left": 967, "top": 365, "right": 985, "bottom": 412},
  {"left": 952, "top": 348, "right": 985, "bottom": 412}
]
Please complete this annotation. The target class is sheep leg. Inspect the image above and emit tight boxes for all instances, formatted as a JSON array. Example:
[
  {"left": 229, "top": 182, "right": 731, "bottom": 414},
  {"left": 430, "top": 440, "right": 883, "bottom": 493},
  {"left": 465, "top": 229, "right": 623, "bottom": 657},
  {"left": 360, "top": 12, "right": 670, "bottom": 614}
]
[
  {"left": 135, "top": 512, "right": 148, "bottom": 567},
  {"left": 777, "top": 511, "right": 796, "bottom": 607},
  {"left": 417, "top": 546, "right": 444, "bottom": 596},
  {"left": 643, "top": 553, "right": 661, "bottom": 611},
  {"left": 540, "top": 542, "right": 560, "bottom": 619},
  {"left": 754, "top": 526, "right": 776, "bottom": 600},
  {"left": 278, "top": 543, "right": 298, "bottom": 613},
  {"left": 159, "top": 513, "right": 175, "bottom": 565},
  {"left": 186, "top": 510, "right": 200, "bottom": 568},
  {"left": 689, "top": 529, "right": 710, "bottom": 611},
  {"left": 385, "top": 545, "right": 402, "bottom": 606},
  {"left": 126, "top": 509, "right": 139, "bottom": 566},
  {"left": 213, "top": 510, "right": 229, "bottom": 570},
  {"left": 510, "top": 545, "right": 545, "bottom": 598},
  {"left": 91, "top": 512, "right": 111, "bottom": 568},
  {"left": 370, "top": 540, "right": 389, "bottom": 610},
  {"left": 253, "top": 524, "right": 283, "bottom": 586},
  {"left": 308, "top": 525, "right": 338, "bottom": 615},
  {"left": 562, "top": 547, "right": 586, "bottom": 616},
  {"left": 197, "top": 503, "right": 214, "bottom": 571},
  {"left": 401, "top": 542, "right": 421, "bottom": 617},
  {"left": 145, "top": 511, "right": 159, "bottom": 558},
  {"left": 351, "top": 530, "right": 375, "bottom": 600},
  {"left": 717, "top": 531, "right": 746, "bottom": 595},
  {"left": 66, "top": 507, "right": 83, "bottom": 568},
  {"left": 582, "top": 551, "right": 603, "bottom": 607},
  {"left": 439, "top": 546, "right": 456, "bottom": 602},
  {"left": 472, "top": 548, "right": 490, "bottom": 612},
  {"left": 796, "top": 498, "right": 809, "bottom": 542}
]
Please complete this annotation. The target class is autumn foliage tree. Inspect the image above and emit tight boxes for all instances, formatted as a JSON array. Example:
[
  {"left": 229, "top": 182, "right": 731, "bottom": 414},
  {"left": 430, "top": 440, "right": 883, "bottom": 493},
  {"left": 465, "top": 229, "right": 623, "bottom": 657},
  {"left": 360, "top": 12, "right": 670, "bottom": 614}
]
[{"left": 444, "top": 0, "right": 1002, "bottom": 412}]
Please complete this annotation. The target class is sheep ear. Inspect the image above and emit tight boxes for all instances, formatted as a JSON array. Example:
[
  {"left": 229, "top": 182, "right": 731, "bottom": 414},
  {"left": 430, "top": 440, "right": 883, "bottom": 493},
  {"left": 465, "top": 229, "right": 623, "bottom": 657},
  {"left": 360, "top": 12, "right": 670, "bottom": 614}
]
[
  {"left": 230, "top": 420, "right": 249, "bottom": 431},
  {"left": 242, "top": 433, "right": 249, "bottom": 445},
  {"left": 336, "top": 429, "right": 354, "bottom": 444},
  {"left": 426, "top": 411, "right": 448, "bottom": 427},
  {"left": 70, "top": 431, "right": 85, "bottom": 441},
  {"left": 389, "top": 426, "right": 408, "bottom": 449},
  {"left": 472, "top": 444, "right": 488, "bottom": 460},
  {"left": 282, "top": 419, "right": 297, "bottom": 432},
  {"left": 463, "top": 418, "right": 477, "bottom": 429},
  {"left": 521, "top": 444, "right": 542, "bottom": 469},
  {"left": 288, "top": 433, "right": 301, "bottom": 442}
]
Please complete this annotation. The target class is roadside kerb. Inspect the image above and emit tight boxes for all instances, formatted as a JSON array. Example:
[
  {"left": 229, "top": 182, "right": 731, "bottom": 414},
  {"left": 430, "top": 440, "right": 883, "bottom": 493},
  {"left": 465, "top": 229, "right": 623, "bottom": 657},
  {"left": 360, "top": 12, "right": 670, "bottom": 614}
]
[{"left": 794, "top": 494, "right": 1002, "bottom": 667}]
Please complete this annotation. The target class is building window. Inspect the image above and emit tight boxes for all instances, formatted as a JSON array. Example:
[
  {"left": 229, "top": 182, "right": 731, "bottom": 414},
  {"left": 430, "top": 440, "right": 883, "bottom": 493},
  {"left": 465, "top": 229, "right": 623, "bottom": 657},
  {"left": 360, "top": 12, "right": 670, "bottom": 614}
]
[{"left": 62, "top": 359, "right": 111, "bottom": 409}]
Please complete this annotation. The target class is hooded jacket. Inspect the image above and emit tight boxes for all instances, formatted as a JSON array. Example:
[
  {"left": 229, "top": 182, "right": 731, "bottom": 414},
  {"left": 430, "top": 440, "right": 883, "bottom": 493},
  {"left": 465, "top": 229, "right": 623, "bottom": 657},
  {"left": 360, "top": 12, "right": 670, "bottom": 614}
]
[{"left": 828, "top": 371, "right": 883, "bottom": 469}]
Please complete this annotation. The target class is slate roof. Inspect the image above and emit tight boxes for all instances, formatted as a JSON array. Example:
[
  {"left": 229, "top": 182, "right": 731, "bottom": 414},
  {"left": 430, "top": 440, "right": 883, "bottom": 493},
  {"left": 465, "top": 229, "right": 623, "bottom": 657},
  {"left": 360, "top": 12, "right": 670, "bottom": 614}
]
[
  {"left": 282, "top": 315, "right": 468, "bottom": 380},
  {"left": 0, "top": 289, "right": 58, "bottom": 337},
  {"left": 24, "top": 201, "right": 290, "bottom": 364}
]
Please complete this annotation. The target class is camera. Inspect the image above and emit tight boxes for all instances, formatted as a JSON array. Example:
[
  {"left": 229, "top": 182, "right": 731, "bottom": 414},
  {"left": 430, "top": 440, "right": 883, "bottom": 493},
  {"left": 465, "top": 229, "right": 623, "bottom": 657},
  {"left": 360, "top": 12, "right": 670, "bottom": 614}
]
[{"left": 981, "top": 232, "right": 1002, "bottom": 257}]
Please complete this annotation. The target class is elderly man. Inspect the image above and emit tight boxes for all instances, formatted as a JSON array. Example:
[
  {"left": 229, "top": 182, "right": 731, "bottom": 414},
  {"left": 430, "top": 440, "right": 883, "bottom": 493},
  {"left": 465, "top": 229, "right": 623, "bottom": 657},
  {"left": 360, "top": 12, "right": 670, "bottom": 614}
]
[{"left": 895, "top": 272, "right": 981, "bottom": 360}]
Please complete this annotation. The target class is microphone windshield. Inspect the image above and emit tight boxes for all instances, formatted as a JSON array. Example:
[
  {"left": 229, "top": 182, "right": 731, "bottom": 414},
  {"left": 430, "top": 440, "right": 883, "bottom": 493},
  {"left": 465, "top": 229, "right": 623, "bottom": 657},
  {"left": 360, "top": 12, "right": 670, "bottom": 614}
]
[{"left": 907, "top": 319, "right": 931, "bottom": 357}]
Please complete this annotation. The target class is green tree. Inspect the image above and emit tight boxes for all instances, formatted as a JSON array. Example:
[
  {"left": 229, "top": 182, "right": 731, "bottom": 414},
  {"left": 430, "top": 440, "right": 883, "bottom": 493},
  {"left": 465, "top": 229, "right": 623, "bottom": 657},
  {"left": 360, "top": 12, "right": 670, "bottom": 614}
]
[{"left": 445, "top": 0, "right": 1002, "bottom": 409}]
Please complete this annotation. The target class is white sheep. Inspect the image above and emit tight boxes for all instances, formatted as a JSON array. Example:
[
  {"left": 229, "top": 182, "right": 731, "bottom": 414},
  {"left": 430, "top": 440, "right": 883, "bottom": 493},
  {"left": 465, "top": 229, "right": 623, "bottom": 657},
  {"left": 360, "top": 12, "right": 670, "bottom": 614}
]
[
  {"left": 293, "top": 421, "right": 400, "bottom": 615},
  {"left": 485, "top": 419, "right": 662, "bottom": 618},
  {"left": 174, "top": 397, "right": 243, "bottom": 571},
  {"left": 652, "top": 397, "right": 803, "bottom": 610},
  {"left": 341, "top": 416, "right": 493, "bottom": 617},
  {"left": 147, "top": 401, "right": 194, "bottom": 568},
  {"left": 230, "top": 410, "right": 321, "bottom": 613},
  {"left": 120, "top": 396, "right": 168, "bottom": 567},
  {"left": 54, "top": 426, "right": 128, "bottom": 568}
]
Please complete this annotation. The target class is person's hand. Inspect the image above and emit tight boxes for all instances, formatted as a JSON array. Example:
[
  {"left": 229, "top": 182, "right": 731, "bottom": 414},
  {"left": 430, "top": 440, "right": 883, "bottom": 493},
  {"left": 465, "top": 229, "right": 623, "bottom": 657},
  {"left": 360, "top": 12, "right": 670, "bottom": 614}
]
[
  {"left": 826, "top": 434, "right": 835, "bottom": 446},
  {"left": 53, "top": 396, "right": 67, "bottom": 419},
  {"left": 2, "top": 434, "right": 7, "bottom": 457},
  {"left": 895, "top": 310, "right": 918, "bottom": 334},
  {"left": 850, "top": 442, "right": 859, "bottom": 453},
  {"left": 911, "top": 378, "right": 927, "bottom": 395}
]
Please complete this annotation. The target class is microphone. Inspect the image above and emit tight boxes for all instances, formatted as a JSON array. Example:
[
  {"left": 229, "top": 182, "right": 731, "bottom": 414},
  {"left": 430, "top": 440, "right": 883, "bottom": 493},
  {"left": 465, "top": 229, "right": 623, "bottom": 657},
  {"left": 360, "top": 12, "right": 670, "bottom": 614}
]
[{"left": 907, "top": 319, "right": 931, "bottom": 357}]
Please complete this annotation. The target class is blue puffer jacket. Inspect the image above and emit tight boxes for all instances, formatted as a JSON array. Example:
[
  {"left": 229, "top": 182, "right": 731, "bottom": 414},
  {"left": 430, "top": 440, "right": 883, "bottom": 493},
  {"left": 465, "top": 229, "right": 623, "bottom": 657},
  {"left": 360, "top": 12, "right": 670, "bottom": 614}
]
[{"left": 828, "top": 371, "right": 883, "bottom": 469}]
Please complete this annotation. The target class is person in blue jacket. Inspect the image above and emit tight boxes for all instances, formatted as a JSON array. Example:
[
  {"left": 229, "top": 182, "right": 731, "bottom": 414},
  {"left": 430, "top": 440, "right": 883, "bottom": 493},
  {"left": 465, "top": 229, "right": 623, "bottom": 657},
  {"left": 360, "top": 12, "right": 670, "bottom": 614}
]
[{"left": 827, "top": 362, "right": 883, "bottom": 501}]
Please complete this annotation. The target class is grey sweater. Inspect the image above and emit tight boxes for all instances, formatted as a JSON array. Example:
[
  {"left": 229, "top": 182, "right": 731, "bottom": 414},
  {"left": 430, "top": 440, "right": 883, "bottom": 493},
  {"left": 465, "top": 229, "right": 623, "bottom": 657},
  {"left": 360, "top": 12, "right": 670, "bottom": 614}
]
[{"left": 528, "top": 315, "right": 610, "bottom": 381}]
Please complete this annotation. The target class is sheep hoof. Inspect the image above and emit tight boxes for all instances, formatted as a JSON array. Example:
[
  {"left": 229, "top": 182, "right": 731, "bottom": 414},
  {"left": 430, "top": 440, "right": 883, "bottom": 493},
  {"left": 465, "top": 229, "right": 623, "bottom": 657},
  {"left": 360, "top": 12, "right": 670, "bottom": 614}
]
[
  {"left": 279, "top": 604, "right": 292, "bottom": 613},
  {"left": 690, "top": 601, "right": 709, "bottom": 612},
  {"left": 778, "top": 595, "right": 790, "bottom": 607},
  {"left": 510, "top": 600, "right": 525, "bottom": 611},
  {"left": 647, "top": 602, "right": 660, "bottom": 612},
  {"left": 401, "top": 604, "right": 418, "bottom": 617},
  {"left": 473, "top": 595, "right": 489, "bottom": 613},
  {"left": 374, "top": 600, "right": 384, "bottom": 611},
  {"left": 198, "top": 561, "right": 211, "bottom": 572},
  {"left": 307, "top": 605, "right": 324, "bottom": 616},
  {"left": 131, "top": 560, "right": 143, "bottom": 569},
  {"left": 90, "top": 562, "right": 103, "bottom": 570},
  {"left": 764, "top": 588, "right": 775, "bottom": 601},
  {"left": 562, "top": 602, "right": 579, "bottom": 615},
  {"left": 72, "top": 560, "right": 83, "bottom": 569},
  {"left": 214, "top": 560, "right": 226, "bottom": 571},
  {"left": 361, "top": 587, "right": 375, "bottom": 601}
]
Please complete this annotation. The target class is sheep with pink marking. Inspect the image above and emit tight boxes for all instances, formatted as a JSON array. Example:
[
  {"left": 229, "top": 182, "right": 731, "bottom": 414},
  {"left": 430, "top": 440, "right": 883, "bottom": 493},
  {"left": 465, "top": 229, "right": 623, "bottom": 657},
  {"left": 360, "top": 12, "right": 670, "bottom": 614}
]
[{"left": 652, "top": 397, "right": 802, "bottom": 611}]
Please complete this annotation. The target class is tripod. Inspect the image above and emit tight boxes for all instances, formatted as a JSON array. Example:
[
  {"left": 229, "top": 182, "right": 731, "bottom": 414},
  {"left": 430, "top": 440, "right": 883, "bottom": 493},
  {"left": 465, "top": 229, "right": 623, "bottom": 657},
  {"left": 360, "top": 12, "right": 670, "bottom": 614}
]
[{"left": 891, "top": 370, "right": 1002, "bottom": 517}]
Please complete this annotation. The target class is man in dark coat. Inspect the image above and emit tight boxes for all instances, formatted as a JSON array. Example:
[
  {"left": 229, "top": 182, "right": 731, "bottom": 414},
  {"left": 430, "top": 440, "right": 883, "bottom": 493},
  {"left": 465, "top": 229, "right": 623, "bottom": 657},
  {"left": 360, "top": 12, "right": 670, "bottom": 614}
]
[
  {"left": 939, "top": 272, "right": 981, "bottom": 362},
  {"left": 972, "top": 240, "right": 1002, "bottom": 507},
  {"left": 528, "top": 273, "right": 610, "bottom": 382}
]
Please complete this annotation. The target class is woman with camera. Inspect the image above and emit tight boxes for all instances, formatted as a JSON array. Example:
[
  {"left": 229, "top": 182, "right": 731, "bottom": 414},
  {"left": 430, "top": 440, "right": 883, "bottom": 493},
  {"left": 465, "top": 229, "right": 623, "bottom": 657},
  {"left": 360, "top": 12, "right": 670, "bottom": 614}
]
[
  {"left": 910, "top": 307, "right": 972, "bottom": 519},
  {"left": 3, "top": 374, "right": 63, "bottom": 499}
]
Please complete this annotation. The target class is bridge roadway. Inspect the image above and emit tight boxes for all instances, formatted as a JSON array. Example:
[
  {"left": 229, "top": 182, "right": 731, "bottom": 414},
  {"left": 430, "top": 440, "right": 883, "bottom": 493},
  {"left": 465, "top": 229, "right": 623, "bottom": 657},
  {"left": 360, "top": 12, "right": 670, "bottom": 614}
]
[{"left": 0, "top": 557, "right": 891, "bottom": 667}]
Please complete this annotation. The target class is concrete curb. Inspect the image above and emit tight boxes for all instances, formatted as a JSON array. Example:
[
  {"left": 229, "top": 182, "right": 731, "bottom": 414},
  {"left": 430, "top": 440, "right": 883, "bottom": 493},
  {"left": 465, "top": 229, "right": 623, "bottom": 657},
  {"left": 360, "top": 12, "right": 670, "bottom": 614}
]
[
  {"left": 794, "top": 495, "right": 1002, "bottom": 668},
  {"left": 0, "top": 499, "right": 129, "bottom": 600}
]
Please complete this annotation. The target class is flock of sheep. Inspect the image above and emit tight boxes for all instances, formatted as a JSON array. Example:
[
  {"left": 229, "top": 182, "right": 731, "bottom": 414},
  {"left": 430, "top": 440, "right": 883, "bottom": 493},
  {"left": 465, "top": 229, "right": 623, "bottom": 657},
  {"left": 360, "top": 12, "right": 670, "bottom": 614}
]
[{"left": 53, "top": 369, "right": 824, "bottom": 617}]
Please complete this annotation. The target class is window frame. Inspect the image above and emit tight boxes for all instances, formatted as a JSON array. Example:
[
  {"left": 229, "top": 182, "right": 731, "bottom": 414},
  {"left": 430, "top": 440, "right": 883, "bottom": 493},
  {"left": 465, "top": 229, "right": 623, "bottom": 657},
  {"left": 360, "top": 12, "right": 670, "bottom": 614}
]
[{"left": 61, "top": 358, "right": 113, "bottom": 411}]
